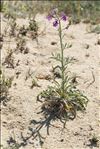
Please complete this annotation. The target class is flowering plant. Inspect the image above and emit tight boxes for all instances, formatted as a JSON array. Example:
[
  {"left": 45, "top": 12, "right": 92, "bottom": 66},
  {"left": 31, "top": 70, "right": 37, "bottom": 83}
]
[
  {"left": 46, "top": 9, "right": 68, "bottom": 27},
  {"left": 37, "top": 9, "right": 88, "bottom": 125}
]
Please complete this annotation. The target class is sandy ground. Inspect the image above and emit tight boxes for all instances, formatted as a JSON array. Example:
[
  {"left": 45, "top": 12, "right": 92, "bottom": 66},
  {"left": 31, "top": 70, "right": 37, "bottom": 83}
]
[{"left": 1, "top": 14, "right": 100, "bottom": 149}]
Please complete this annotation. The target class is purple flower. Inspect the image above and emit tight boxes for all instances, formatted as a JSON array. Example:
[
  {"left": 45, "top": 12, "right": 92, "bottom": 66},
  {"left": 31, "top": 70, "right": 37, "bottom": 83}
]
[
  {"left": 46, "top": 15, "right": 52, "bottom": 21},
  {"left": 53, "top": 19, "right": 59, "bottom": 27},
  {"left": 61, "top": 12, "right": 68, "bottom": 21}
]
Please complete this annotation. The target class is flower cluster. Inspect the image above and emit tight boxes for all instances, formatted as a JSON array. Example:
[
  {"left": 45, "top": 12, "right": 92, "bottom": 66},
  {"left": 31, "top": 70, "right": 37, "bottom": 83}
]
[{"left": 46, "top": 9, "right": 68, "bottom": 27}]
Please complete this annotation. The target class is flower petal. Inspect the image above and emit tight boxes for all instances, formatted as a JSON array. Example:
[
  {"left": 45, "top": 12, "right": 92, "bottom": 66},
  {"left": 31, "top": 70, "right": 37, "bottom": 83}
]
[
  {"left": 61, "top": 12, "right": 68, "bottom": 21},
  {"left": 46, "top": 15, "right": 52, "bottom": 21},
  {"left": 53, "top": 19, "right": 59, "bottom": 27}
]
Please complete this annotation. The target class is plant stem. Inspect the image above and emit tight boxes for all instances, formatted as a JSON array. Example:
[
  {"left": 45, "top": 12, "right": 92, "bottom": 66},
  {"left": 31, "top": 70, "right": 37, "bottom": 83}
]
[{"left": 58, "top": 20, "right": 65, "bottom": 98}]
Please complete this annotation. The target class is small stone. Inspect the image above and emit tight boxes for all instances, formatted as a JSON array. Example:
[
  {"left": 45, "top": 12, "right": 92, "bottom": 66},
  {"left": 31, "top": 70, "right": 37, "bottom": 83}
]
[
  {"left": 18, "top": 114, "right": 22, "bottom": 117},
  {"left": 51, "top": 41, "right": 57, "bottom": 45},
  {"left": 16, "top": 60, "right": 20, "bottom": 66},
  {"left": 97, "top": 39, "right": 100, "bottom": 45},
  {"left": 24, "top": 47, "right": 29, "bottom": 54},
  {"left": 74, "top": 132, "right": 80, "bottom": 136},
  {"left": 0, "top": 35, "right": 3, "bottom": 42},
  {"left": 89, "top": 125, "right": 94, "bottom": 131},
  {"left": 3, "top": 121, "right": 7, "bottom": 124},
  {"left": 60, "top": 139, "right": 64, "bottom": 142},
  {"left": 80, "top": 127, "right": 83, "bottom": 130},
  {"left": 84, "top": 44, "right": 89, "bottom": 49},
  {"left": 85, "top": 54, "right": 90, "bottom": 57},
  {"left": 13, "top": 83, "right": 17, "bottom": 86},
  {"left": 16, "top": 71, "right": 21, "bottom": 78}
]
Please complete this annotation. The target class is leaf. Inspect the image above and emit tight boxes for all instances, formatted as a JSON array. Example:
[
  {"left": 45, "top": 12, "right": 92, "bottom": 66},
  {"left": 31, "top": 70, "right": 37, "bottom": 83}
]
[
  {"left": 67, "top": 43, "right": 72, "bottom": 48},
  {"left": 52, "top": 65, "right": 61, "bottom": 72},
  {"left": 51, "top": 53, "right": 61, "bottom": 62}
]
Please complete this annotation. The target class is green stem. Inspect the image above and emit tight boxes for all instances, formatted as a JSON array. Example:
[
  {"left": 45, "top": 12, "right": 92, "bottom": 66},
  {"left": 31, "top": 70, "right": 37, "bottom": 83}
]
[{"left": 58, "top": 20, "right": 64, "bottom": 98}]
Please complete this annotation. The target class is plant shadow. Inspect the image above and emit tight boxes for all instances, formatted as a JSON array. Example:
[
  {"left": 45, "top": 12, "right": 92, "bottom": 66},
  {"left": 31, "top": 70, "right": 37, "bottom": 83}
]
[{"left": 6, "top": 104, "right": 73, "bottom": 148}]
